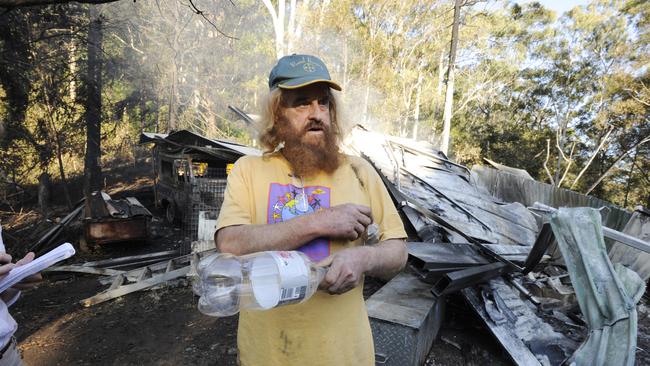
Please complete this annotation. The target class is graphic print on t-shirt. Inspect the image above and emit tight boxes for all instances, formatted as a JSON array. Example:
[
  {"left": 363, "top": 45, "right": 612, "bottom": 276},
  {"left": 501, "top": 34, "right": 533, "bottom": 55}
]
[{"left": 267, "top": 183, "right": 330, "bottom": 261}]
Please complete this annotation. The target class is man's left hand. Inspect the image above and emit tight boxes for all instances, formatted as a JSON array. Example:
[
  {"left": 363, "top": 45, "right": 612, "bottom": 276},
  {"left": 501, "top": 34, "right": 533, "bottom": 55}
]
[{"left": 317, "top": 247, "right": 369, "bottom": 295}]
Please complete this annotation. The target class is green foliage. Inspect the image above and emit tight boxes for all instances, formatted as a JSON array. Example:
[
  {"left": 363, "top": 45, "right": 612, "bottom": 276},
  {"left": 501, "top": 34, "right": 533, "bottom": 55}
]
[{"left": 0, "top": 0, "right": 647, "bottom": 209}]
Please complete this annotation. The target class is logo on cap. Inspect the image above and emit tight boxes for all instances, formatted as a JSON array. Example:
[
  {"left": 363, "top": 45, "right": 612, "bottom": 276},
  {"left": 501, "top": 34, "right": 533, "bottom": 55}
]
[{"left": 303, "top": 61, "right": 316, "bottom": 73}]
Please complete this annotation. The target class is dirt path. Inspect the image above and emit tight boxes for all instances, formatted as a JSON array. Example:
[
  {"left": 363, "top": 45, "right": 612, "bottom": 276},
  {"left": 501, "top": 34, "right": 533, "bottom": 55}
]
[{"left": 15, "top": 277, "right": 238, "bottom": 366}]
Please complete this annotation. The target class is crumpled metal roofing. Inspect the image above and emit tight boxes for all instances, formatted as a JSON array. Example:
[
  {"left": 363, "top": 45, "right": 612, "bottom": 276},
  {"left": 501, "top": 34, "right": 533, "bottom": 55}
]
[
  {"left": 551, "top": 208, "right": 645, "bottom": 366},
  {"left": 609, "top": 207, "right": 650, "bottom": 280},
  {"left": 140, "top": 130, "right": 261, "bottom": 158},
  {"left": 344, "top": 128, "right": 538, "bottom": 246}
]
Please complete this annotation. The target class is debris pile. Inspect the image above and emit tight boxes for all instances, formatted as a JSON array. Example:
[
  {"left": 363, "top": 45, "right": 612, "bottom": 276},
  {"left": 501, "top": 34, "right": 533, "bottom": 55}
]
[{"left": 345, "top": 127, "right": 650, "bottom": 366}]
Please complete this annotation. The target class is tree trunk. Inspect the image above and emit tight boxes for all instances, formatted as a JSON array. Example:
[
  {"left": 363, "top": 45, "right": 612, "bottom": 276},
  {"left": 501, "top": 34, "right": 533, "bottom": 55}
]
[
  {"left": 0, "top": 14, "right": 30, "bottom": 144},
  {"left": 363, "top": 52, "right": 373, "bottom": 124},
  {"left": 55, "top": 143, "right": 73, "bottom": 210},
  {"left": 262, "top": 0, "right": 286, "bottom": 59},
  {"left": 286, "top": 0, "right": 297, "bottom": 54},
  {"left": 554, "top": 120, "right": 568, "bottom": 185},
  {"left": 38, "top": 172, "right": 51, "bottom": 216},
  {"left": 167, "top": 61, "right": 177, "bottom": 132},
  {"left": 440, "top": 0, "right": 462, "bottom": 155},
  {"left": 84, "top": 5, "right": 103, "bottom": 199},
  {"left": 623, "top": 149, "right": 637, "bottom": 208},
  {"left": 412, "top": 72, "right": 423, "bottom": 140},
  {"left": 69, "top": 31, "right": 77, "bottom": 101},
  {"left": 343, "top": 41, "right": 349, "bottom": 92}
]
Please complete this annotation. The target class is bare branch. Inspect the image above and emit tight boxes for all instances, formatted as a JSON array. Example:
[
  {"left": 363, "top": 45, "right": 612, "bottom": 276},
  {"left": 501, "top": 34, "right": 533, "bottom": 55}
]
[
  {"left": 555, "top": 127, "right": 570, "bottom": 162},
  {"left": 585, "top": 136, "right": 650, "bottom": 195},
  {"left": 186, "top": 0, "right": 238, "bottom": 40},
  {"left": 557, "top": 141, "right": 576, "bottom": 188},
  {"left": 624, "top": 87, "right": 650, "bottom": 107},
  {"left": 570, "top": 126, "right": 614, "bottom": 189},
  {"left": 543, "top": 139, "right": 555, "bottom": 186},
  {"left": 112, "top": 34, "right": 144, "bottom": 54}
]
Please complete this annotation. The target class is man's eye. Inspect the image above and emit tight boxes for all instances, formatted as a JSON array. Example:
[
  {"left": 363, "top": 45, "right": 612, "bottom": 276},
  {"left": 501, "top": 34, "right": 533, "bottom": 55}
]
[{"left": 319, "top": 98, "right": 330, "bottom": 106}]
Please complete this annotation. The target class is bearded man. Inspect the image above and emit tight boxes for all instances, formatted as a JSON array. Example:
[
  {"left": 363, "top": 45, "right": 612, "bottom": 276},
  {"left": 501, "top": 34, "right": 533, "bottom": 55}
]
[{"left": 214, "top": 54, "right": 407, "bottom": 366}]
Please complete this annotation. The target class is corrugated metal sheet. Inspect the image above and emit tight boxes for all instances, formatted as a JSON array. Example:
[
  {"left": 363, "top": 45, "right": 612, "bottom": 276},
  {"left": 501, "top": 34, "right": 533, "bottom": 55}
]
[
  {"left": 609, "top": 207, "right": 650, "bottom": 280},
  {"left": 345, "top": 129, "right": 538, "bottom": 246},
  {"left": 551, "top": 208, "right": 645, "bottom": 366},
  {"left": 471, "top": 165, "right": 632, "bottom": 231}
]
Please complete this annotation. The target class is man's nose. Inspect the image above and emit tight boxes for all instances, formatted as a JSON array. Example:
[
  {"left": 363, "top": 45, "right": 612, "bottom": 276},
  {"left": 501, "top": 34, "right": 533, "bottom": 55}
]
[{"left": 307, "top": 100, "right": 326, "bottom": 120}]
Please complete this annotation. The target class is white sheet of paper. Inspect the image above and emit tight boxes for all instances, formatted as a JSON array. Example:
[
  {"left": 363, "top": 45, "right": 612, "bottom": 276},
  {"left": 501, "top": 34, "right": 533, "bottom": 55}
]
[{"left": 0, "top": 243, "right": 75, "bottom": 293}]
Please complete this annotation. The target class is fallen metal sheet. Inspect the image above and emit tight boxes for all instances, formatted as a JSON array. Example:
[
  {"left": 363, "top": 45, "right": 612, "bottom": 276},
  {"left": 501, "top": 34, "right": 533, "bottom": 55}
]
[
  {"left": 408, "top": 242, "right": 530, "bottom": 272},
  {"left": 347, "top": 128, "right": 538, "bottom": 246},
  {"left": 45, "top": 265, "right": 125, "bottom": 276},
  {"left": 609, "top": 207, "right": 650, "bottom": 280},
  {"left": 84, "top": 216, "right": 151, "bottom": 245},
  {"left": 472, "top": 165, "right": 631, "bottom": 232},
  {"left": 551, "top": 208, "right": 645, "bottom": 366},
  {"left": 462, "top": 278, "right": 576, "bottom": 366},
  {"left": 532, "top": 202, "right": 650, "bottom": 254},
  {"left": 522, "top": 223, "right": 554, "bottom": 274},
  {"left": 140, "top": 129, "right": 261, "bottom": 158},
  {"left": 81, "top": 266, "right": 190, "bottom": 307},
  {"left": 30, "top": 203, "right": 84, "bottom": 254},
  {"left": 80, "top": 251, "right": 222, "bottom": 307},
  {"left": 407, "top": 242, "right": 490, "bottom": 271},
  {"left": 400, "top": 200, "right": 524, "bottom": 271},
  {"left": 98, "top": 250, "right": 214, "bottom": 285},
  {"left": 80, "top": 250, "right": 179, "bottom": 268},
  {"left": 432, "top": 262, "right": 510, "bottom": 296},
  {"left": 366, "top": 271, "right": 444, "bottom": 366},
  {"left": 462, "top": 285, "right": 541, "bottom": 366}
]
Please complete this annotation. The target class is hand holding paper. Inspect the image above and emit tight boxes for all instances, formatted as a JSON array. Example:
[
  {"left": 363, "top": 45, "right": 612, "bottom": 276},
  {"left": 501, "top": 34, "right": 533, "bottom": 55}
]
[
  {"left": 0, "top": 243, "right": 75, "bottom": 294},
  {"left": 0, "top": 253, "right": 15, "bottom": 280},
  {"left": 11, "top": 252, "right": 43, "bottom": 290}
]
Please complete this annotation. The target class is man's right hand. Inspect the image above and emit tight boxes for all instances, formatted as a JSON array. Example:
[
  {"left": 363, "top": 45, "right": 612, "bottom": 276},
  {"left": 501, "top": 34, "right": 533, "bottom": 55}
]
[{"left": 314, "top": 204, "right": 372, "bottom": 241}]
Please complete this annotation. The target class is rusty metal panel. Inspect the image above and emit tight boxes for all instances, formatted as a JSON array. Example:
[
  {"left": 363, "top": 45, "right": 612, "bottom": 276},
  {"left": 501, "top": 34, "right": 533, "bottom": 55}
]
[{"left": 84, "top": 216, "right": 150, "bottom": 245}]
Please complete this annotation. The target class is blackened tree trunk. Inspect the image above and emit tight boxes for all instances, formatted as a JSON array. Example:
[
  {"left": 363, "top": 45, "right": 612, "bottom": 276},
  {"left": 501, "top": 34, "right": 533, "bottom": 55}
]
[
  {"left": 0, "top": 14, "right": 31, "bottom": 146},
  {"left": 84, "top": 6, "right": 103, "bottom": 199},
  {"left": 38, "top": 172, "right": 51, "bottom": 216}
]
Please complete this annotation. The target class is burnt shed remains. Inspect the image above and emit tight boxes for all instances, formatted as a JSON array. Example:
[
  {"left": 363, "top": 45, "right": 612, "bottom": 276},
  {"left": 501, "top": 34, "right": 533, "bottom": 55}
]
[
  {"left": 140, "top": 130, "right": 260, "bottom": 253},
  {"left": 344, "top": 127, "right": 650, "bottom": 366}
]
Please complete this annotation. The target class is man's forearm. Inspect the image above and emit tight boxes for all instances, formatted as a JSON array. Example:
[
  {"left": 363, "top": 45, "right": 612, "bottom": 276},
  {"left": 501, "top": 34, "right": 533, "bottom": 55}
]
[
  {"left": 364, "top": 239, "right": 408, "bottom": 280},
  {"left": 216, "top": 214, "right": 321, "bottom": 255},
  {"left": 216, "top": 203, "right": 374, "bottom": 256}
]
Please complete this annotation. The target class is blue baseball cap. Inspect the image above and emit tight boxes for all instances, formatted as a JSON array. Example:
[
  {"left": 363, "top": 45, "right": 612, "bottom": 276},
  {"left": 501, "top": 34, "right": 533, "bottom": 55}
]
[{"left": 268, "top": 54, "right": 342, "bottom": 91}]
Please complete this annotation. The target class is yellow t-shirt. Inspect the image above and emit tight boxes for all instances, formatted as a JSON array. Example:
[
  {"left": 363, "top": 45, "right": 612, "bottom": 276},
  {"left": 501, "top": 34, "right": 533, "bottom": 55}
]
[{"left": 216, "top": 153, "right": 406, "bottom": 366}]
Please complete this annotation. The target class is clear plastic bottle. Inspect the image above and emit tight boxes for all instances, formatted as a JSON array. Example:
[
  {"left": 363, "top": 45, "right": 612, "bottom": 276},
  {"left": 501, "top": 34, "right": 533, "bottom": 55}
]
[{"left": 195, "top": 251, "right": 327, "bottom": 317}]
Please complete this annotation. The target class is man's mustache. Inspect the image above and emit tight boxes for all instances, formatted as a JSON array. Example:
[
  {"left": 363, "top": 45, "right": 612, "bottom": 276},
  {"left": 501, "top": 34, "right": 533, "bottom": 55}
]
[{"left": 304, "top": 119, "right": 326, "bottom": 132}]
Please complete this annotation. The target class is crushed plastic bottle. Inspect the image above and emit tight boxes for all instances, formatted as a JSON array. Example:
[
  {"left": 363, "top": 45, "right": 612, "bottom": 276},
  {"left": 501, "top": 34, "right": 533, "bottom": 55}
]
[{"left": 194, "top": 251, "right": 327, "bottom": 317}]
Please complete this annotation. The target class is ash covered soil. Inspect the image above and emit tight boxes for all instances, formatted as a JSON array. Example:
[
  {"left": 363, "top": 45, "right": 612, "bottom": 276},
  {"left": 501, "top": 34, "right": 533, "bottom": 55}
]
[{"left": 4, "top": 162, "right": 649, "bottom": 366}]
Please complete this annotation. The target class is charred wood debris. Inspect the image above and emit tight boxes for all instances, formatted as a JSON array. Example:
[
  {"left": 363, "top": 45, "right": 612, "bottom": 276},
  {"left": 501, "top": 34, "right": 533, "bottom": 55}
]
[{"left": 17, "top": 127, "right": 650, "bottom": 366}]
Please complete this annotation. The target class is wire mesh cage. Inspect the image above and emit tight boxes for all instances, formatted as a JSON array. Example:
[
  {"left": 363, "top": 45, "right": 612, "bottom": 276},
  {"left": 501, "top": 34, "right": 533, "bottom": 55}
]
[{"left": 181, "top": 168, "right": 228, "bottom": 254}]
